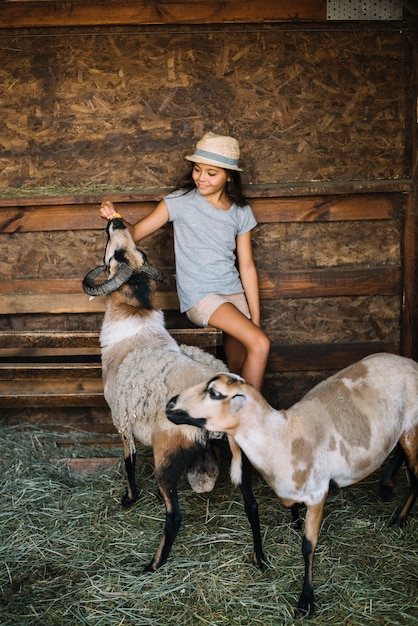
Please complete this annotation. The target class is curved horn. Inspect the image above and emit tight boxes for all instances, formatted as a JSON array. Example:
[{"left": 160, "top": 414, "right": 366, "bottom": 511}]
[
  {"left": 141, "top": 262, "right": 171, "bottom": 286},
  {"left": 82, "top": 263, "right": 134, "bottom": 296}
]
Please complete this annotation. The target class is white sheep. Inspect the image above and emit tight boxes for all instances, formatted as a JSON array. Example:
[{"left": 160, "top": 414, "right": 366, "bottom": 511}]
[
  {"left": 166, "top": 353, "right": 418, "bottom": 617},
  {"left": 82, "top": 217, "right": 266, "bottom": 572}
]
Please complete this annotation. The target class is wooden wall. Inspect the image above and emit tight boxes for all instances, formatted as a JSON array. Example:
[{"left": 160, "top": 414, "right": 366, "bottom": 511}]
[
  {"left": 0, "top": 3, "right": 417, "bottom": 420},
  {"left": 0, "top": 24, "right": 412, "bottom": 191}
]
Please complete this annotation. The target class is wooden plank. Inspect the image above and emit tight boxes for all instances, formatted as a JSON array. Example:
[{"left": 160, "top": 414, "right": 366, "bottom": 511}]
[
  {"left": 0, "top": 390, "right": 107, "bottom": 408},
  {"left": 0, "top": 1, "right": 327, "bottom": 29},
  {"left": 0, "top": 327, "right": 223, "bottom": 350},
  {"left": 252, "top": 194, "right": 402, "bottom": 223},
  {"left": 0, "top": 363, "right": 102, "bottom": 379},
  {"left": 0, "top": 377, "right": 107, "bottom": 407},
  {"left": 0, "top": 293, "right": 104, "bottom": 314},
  {"left": 267, "top": 341, "right": 399, "bottom": 372},
  {"left": 0, "top": 279, "right": 176, "bottom": 299},
  {"left": 0, "top": 291, "right": 179, "bottom": 314},
  {"left": 0, "top": 330, "right": 100, "bottom": 349},
  {"left": 260, "top": 266, "right": 401, "bottom": 298},
  {"left": 0, "top": 193, "right": 404, "bottom": 233},
  {"left": 401, "top": 190, "right": 416, "bottom": 357},
  {"left": 0, "top": 348, "right": 101, "bottom": 358}
]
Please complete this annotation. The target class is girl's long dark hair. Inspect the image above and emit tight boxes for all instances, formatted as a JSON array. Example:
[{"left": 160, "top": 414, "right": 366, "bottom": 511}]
[{"left": 173, "top": 165, "right": 248, "bottom": 207}]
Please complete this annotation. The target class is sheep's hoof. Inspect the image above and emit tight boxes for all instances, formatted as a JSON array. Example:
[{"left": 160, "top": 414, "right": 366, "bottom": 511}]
[
  {"left": 388, "top": 509, "right": 407, "bottom": 528},
  {"left": 380, "top": 483, "right": 395, "bottom": 502},
  {"left": 143, "top": 561, "right": 157, "bottom": 573},
  {"left": 253, "top": 550, "right": 268, "bottom": 571},
  {"left": 121, "top": 492, "right": 138, "bottom": 507},
  {"left": 257, "top": 557, "right": 268, "bottom": 572},
  {"left": 294, "top": 590, "right": 315, "bottom": 619}
]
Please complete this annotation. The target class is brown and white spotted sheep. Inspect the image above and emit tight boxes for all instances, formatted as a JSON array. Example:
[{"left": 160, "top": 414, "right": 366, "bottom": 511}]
[{"left": 166, "top": 353, "right": 418, "bottom": 617}]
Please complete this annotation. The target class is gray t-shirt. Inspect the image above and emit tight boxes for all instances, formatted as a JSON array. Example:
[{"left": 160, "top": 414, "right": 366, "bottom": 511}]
[{"left": 165, "top": 188, "right": 257, "bottom": 312}]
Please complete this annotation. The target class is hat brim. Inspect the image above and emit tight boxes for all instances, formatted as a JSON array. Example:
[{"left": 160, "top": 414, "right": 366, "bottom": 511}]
[{"left": 185, "top": 154, "right": 243, "bottom": 172}]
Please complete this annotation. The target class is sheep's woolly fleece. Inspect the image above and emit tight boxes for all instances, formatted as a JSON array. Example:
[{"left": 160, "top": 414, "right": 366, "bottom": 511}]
[{"left": 111, "top": 343, "right": 227, "bottom": 455}]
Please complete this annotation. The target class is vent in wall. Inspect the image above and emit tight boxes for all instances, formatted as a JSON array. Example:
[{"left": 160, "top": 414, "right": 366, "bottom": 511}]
[{"left": 327, "top": 0, "right": 403, "bottom": 20}]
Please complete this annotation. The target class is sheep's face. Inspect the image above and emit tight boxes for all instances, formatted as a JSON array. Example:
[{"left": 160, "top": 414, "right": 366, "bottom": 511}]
[
  {"left": 166, "top": 373, "right": 248, "bottom": 436},
  {"left": 109, "top": 275, "right": 155, "bottom": 312},
  {"left": 105, "top": 219, "right": 147, "bottom": 275},
  {"left": 82, "top": 218, "right": 169, "bottom": 298}
]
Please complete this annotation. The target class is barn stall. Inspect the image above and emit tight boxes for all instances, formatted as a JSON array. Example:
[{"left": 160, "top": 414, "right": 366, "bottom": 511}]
[
  {"left": 1, "top": 1, "right": 417, "bottom": 433},
  {"left": 0, "top": 2, "right": 417, "bottom": 625}
]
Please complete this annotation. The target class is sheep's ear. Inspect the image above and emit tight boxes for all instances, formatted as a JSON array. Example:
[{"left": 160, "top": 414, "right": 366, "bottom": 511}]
[{"left": 230, "top": 393, "right": 247, "bottom": 415}]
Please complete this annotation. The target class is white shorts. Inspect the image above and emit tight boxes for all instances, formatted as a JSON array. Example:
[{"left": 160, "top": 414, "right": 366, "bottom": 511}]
[{"left": 186, "top": 293, "right": 250, "bottom": 327}]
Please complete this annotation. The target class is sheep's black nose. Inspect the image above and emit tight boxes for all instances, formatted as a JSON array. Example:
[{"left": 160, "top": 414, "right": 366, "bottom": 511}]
[{"left": 166, "top": 396, "right": 178, "bottom": 412}]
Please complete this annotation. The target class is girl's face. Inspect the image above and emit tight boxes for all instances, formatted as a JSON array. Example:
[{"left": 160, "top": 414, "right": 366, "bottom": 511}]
[{"left": 192, "top": 163, "right": 229, "bottom": 197}]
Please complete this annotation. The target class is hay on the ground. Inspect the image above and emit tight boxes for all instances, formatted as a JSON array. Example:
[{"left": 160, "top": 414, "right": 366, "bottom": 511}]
[{"left": 0, "top": 425, "right": 416, "bottom": 626}]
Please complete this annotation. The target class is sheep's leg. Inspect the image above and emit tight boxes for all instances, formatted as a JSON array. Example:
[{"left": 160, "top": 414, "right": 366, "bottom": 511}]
[
  {"left": 380, "top": 444, "right": 404, "bottom": 502},
  {"left": 239, "top": 452, "right": 267, "bottom": 570},
  {"left": 290, "top": 503, "right": 303, "bottom": 529},
  {"left": 144, "top": 433, "right": 200, "bottom": 572},
  {"left": 121, "top": 436, "right": 138, "bottom": 507},
  {"left": 389, "top": 432, "right": 418, "bottom": 527},
  {"left": 295, "top": 496, "right": 326, "bottom": 618},
  {"left": 144, "top": 480, "right": 182, "bottom": 573}
]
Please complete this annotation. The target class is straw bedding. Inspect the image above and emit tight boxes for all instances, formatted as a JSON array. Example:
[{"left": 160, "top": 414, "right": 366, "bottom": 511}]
[{"left": 0, "top": 425, "right": 416, "bottom": 625}]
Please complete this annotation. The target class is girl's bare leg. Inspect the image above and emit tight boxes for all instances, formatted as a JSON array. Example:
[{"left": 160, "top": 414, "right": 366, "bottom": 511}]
[
  {"left": 222, "top": 333, "right": 246, "bottom": 375},
  {"left": 208, "top": 303, "right": 270, "bottom": 391}
]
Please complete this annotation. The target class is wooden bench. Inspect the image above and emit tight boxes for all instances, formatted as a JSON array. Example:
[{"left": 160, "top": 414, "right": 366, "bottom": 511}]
[
  {"left": 0, "top": 326, "right": 222, "bottom": 410},
  {"left": 0, "top": 274, "right": 222, "bottom": 416}
]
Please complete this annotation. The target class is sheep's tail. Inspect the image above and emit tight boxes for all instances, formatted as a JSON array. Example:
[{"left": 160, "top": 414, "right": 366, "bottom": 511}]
[
  {"left": 120, "top": 428, "right": 136, "bottom": 457},
  {"left": 228, "top": 435, "right": 243, "bottom": 485}
]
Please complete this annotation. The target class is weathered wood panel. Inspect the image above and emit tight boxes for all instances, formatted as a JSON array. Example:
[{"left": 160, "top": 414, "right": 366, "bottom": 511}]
[
  {"left": 0, "top": 192, "right": 405, "bottom": 360},
  {"left": 263, "top": 295, "right": 401, "bottom": 346},
  {"left": 0, "top": 26, "right": 411, "bottom": 191},
  {"left": 0, "top": 192, "right": 404, "bottom": 232},
  {"left": 0, "top": 1, "right": 327, "bottom": 28}
]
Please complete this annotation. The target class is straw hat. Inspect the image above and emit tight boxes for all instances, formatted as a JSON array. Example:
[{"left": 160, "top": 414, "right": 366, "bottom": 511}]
[{"left": 185, "top": 132, "right": 243, "bottom": 171}]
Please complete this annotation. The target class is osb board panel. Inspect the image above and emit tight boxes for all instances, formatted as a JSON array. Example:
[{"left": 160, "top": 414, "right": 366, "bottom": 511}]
[
  {"left": 262, "top": 295, "right": 400, "bottom": 345},
  {"left": 0, "top": 227, "right": 174, "bottom": 280},
  {"left": 0, "top": 26, "right": 411, "bottom": 191},
  {"left": 0, "top": 220, "right": 400, "bottom": 281},
  {"left": 253, "top": 220, "right": 402, "bottom": 269}
]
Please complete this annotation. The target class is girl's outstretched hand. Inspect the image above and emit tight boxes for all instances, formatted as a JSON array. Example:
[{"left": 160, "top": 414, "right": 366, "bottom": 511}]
[{"left": 100, "top": 200, "right": 118, "bottom": 220}]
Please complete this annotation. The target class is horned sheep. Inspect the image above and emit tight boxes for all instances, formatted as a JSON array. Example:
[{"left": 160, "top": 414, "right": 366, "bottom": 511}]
[
  {"left": 82, "top": 217, "right": 266, "bottom": 572},
  {"left": 166, "top": 353, "right": 418, "bottom": 617}
]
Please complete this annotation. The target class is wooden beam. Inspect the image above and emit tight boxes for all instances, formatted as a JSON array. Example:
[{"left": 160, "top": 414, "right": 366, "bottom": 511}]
[
  {"left": 267, "top": 341, "right": 399, "bottom": 372},
  {"left": 0, "top": 1, "right": 327, "bottom": 29},
  {"left": 0, "top": 328, "right": 222, "bottom": 350},
  {"left": 0, "top": 193, "right": 404, "bottom": 233},
  {"left": 0, "top": 265, "right": 401, "bottom": 316},
  {"left": 401, "top": 190, "right": 417, "bottom": 357},
  {"left": 260, "top": 266, "right": 401, "bottom": 298}
]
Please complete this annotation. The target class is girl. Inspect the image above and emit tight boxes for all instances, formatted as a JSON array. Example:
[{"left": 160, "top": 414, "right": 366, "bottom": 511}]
[{"left": 99, "top": 132, "right": 270, "bottom": 391}]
